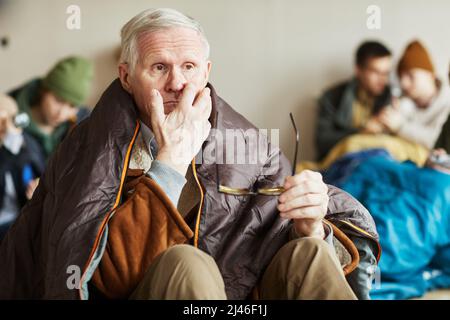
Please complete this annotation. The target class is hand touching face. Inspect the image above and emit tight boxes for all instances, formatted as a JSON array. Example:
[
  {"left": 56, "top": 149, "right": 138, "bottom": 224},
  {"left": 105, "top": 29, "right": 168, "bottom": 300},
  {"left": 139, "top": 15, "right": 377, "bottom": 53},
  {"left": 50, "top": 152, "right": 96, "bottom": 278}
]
[{"left": 119, "top": 27, "right": 211, "bottom": 122}]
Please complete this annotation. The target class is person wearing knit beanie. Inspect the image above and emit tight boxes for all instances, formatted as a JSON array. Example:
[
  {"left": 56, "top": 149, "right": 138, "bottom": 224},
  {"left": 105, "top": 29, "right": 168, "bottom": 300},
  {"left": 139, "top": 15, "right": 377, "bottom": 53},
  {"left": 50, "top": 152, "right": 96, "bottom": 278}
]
[
  {"left": 396, "top": 40, "right": 437, "bottom": 108},
  {"left": 377, "top": 40, "right": 450, "bottom": 150},
  {"left": 8, "top": 56, "right": 94, "bottom": 162},
  {"left": 397, "top": 40, "right": 435, "bottom": 77},
  {"left": 42, "top": 56, "right": 93, "bottom": 106}
]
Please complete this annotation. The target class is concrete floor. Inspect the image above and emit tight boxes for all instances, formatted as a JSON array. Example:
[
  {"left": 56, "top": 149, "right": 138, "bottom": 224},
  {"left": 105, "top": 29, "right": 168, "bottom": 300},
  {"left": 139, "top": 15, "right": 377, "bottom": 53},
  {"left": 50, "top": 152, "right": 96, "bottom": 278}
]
[{"left": 416, "top": 290, "right": 450, "bottom": 300}]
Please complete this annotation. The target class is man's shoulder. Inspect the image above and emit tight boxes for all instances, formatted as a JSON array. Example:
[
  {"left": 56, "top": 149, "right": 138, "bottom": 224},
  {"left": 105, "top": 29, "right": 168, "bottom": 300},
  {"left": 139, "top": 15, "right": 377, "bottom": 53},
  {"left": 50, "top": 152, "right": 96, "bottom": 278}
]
[
  {"left": 219, "top": 100, "right": 257, "bottom": 131},
  {"left": 75, "top": 107, "right": 91, "bottom": 123},
  {"left": 210, "top": 85, "right": 258, "bottom": 132},
  {"left": 8, "top": 78, "right": 42, "bottom": 110},
  {"left": 320, "top": 79, "right": 354, "bottom": 101}
]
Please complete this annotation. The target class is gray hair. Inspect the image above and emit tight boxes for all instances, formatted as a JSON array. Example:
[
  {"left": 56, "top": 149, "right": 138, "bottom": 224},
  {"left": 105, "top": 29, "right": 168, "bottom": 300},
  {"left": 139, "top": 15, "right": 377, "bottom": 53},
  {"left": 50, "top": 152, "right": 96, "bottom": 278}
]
[{"left": 120, "top": 8, "right": 210, "bottom": 71}]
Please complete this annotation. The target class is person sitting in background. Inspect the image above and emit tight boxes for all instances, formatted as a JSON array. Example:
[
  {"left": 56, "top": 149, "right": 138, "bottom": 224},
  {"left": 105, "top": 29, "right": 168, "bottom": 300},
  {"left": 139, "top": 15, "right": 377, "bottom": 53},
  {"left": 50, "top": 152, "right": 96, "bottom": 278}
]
[
  {"left": 0, "top": 94, "right": 43, "bottom": 240},
  {"left": 377, "top": 40, "right": 450, "bottom": 149},
  {"left": 315, "top": 41, "right": 393, "bottom": 160},
  {"left": 8, "top": 56, "right": 94, "bottom": 164}
]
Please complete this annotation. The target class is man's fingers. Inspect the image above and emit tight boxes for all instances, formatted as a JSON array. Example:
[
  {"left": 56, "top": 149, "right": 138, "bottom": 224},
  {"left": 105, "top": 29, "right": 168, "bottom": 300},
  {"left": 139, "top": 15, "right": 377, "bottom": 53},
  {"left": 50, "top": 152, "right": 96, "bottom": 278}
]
[
  {"left": 192, "top": 87, "right": 212, "bottom": 120},
  {"left": 279, "top": 181, "right": 328, "bottom": 203},
  {"left": 279, "top": 206, "right": 325, "bottom": 220},
  {"left": 193, "top": 87, "right": 211, "bottom": 108},
  {"left": 149, "top": 89, "right": 165, "bottom": 127},
  {"left": 202, "top": 120, "right": 212, "bottom": 141},
  {"left": 278, "top": 193, "right": 328, "bottom": 212},
  {"left": 284, "top": 170, "right": 324, "bottom": 189},
  {"left": 179, "top": 83, "right": 197, "bottom": 113}
]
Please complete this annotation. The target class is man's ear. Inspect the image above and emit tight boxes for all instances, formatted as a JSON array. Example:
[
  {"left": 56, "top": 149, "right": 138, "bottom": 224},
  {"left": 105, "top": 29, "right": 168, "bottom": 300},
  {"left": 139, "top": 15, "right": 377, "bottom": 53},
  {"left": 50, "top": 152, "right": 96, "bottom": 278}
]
[
  {"left": 203, "top": 60, "right": 212, "bottom": 86},
  {"left": 118, "top": 63, "right": 133, "bottom": 94}
]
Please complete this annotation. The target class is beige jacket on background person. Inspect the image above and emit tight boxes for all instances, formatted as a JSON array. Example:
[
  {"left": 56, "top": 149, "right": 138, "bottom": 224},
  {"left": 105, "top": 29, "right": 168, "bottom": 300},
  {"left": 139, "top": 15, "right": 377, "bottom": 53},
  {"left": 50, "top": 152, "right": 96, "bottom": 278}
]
[{"left": 396, "top": 82, "right": 450, "bottom": 149}]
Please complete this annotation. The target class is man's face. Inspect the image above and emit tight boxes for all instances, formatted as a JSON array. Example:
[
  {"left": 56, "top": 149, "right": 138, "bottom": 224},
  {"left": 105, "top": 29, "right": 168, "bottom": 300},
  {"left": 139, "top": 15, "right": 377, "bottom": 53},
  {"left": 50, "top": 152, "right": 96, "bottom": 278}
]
[
  {"left": 400, "top": 68, "right": 435, "bottom": 105},
  {"left": 40, "top": 91, "right": 74, "bottom": 127},
  {"left": 356, "top": 56, "right": 392, "bottom": 97},
  {"left": 119, "top": 27, "right": 211, "bottom": 118}
]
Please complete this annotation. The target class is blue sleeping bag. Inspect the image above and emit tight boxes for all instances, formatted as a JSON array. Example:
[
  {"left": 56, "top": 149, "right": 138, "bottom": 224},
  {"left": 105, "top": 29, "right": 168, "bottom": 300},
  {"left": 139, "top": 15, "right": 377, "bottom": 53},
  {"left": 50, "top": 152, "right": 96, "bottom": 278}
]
[{"left": 327, "top": 152, "right": 450, "bottom": 299}]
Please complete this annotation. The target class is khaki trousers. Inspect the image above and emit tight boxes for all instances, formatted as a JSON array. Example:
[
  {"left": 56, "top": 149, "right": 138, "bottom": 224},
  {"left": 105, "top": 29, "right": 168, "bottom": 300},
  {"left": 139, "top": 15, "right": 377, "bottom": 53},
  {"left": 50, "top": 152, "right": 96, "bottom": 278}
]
[{"left": 130, "top": 237, "right": 357, "bottom": 300}]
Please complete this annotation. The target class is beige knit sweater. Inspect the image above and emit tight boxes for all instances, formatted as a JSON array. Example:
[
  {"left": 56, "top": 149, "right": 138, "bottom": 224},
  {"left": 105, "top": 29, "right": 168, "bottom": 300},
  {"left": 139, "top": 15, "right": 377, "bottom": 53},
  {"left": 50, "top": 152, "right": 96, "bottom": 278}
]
[{"left": 397, "top": 81, "right": 450, "bottom": 149}]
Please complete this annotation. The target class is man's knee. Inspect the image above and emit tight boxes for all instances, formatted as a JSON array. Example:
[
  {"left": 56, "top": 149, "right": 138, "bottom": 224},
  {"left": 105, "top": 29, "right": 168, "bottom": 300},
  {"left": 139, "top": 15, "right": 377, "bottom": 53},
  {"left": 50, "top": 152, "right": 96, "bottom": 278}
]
[
  {"left": 132, "top": 244, "right": 226, "bottom": 299},
  {"left": 292, "top": 237, "right": 331, "bottom": 252},
  {"left": 160, "top": 245, "right": 223, "bottom": 282},
  {"left": 270, "top": 237, "right": 340, "bottom": 278},
  {"left": 284, "top": 237, "right": 332, "bottom": 259},
  {"left": 260, "top": 237, "right": 355, "bottom": 299},
  {"left": 159, "top": 244, "right": 207, "bottom": 266}
]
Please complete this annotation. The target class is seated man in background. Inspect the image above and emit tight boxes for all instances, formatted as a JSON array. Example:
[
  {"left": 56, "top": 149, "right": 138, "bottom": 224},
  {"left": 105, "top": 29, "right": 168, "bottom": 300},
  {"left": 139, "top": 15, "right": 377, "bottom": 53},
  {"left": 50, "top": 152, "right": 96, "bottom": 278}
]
[
  {"left": 377, "top": 40, "right": 450, "bottom": 150},
  {"left": 0, "top": 8, "right": 379, "bottom": 300},
  {"left": 8, "top": 56, "right": 94, "bottom": 166},
  {"left": 0, "top": 94, "right": 43, "bottom": 239},
  {"left": 315, "top": 41, "right": 393, "bottom": 160}
]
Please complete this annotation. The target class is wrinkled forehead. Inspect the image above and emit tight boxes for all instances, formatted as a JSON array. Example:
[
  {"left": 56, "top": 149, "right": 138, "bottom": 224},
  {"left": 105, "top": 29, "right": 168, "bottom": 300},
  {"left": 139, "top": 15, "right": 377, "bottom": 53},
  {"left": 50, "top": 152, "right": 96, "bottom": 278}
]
[{"left": 137, "top": 27, "right": 207, "bottom": 64}]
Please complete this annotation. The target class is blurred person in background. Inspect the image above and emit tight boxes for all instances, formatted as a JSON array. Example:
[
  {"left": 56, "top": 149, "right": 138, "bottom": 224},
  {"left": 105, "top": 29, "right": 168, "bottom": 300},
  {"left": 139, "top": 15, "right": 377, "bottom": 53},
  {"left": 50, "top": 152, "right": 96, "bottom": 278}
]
[
  {"left": 315, "top": 41, "right": 393, "bottom": 160},
  {"left": 0, "top": 94, "right": 42, "bottom": 240},
  {"left": 377, "top": 40, "right": 450, "bottom": 149},
  {"left": 8, "top": 56, "right": 94, "bottom": 166}
]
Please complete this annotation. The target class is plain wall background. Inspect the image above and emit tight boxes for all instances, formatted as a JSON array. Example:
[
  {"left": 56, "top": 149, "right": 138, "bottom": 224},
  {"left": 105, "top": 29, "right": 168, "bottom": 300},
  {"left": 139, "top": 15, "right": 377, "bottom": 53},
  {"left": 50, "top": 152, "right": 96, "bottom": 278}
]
[{"left": 1, "top": 0, "right": 449, "bottom": 160}]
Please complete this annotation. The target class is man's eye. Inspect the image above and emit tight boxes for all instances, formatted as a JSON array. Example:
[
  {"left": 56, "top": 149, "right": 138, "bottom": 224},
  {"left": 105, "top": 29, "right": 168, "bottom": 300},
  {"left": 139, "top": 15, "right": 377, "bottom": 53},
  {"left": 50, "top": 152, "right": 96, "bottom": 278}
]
[
  {"left": 184, "top": 63, "right": 195, "bottom": 71},
  {"left": 153, "top": 64, "right": 166, "bottom": 72}
]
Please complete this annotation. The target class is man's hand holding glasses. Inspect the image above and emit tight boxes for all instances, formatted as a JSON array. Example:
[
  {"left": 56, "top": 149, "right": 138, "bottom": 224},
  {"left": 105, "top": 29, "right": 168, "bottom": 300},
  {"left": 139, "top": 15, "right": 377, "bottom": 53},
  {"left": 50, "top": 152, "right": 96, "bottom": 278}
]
[
  {"left": 278, "top": 169, "right": 329, "bottom": 239},
  {"left": 217, "top": 113, "right": 329, "bottom": 239}
]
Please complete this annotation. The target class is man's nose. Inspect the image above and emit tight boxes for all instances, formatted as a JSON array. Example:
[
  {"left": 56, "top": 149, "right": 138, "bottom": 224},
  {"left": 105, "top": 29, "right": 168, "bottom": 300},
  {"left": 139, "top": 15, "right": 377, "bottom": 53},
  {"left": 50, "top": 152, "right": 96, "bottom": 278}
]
[{"left": 164, "top": 67, "right": 187, "bottom": 94}]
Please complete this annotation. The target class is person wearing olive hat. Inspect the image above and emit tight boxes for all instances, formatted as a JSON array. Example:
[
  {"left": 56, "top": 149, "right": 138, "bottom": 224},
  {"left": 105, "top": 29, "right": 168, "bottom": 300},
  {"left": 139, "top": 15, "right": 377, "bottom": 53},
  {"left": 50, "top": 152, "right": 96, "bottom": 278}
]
[{"left": 8, "top": 56, "right": 94, "bottom": 162}]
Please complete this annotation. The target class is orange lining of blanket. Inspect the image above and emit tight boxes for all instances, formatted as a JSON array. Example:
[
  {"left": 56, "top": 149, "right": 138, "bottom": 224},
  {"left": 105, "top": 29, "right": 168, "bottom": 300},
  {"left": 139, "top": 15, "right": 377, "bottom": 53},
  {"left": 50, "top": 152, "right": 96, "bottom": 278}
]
[
  {"left": 191, "top": 158, "right": 205, "bottom": 248},
  {"left": 78, "top": 121, "right": 141, "bottom": 300},
  {"left": 324, "top": 219, "right": 360, "bottom": 275}
]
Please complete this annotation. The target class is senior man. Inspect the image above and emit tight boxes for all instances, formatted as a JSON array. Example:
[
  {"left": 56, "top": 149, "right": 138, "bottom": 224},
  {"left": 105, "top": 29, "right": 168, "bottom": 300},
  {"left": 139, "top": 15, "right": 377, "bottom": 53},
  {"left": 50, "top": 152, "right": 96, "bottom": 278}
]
[{"left": 0, "top": 8, "right": 379, "bottom": 300}]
